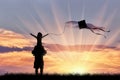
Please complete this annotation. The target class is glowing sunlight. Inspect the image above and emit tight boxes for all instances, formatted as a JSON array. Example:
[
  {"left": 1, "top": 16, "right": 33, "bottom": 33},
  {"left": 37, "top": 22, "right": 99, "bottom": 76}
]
[{"left": 0, "top": 0, "right": 120, "bottom": 75}]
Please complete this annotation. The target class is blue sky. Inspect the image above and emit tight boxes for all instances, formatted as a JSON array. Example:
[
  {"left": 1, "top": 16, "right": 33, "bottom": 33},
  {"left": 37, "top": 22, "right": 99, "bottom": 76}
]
[{"left": 0, "top": 0, "right": 120, "bottom": 45}]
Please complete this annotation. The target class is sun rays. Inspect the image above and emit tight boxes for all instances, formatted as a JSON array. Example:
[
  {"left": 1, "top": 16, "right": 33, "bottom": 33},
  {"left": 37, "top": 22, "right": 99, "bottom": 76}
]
[
  {"left": 0, "top": 0, "right": 120, "bottom": 75},
  {"left": 18, "top": 1, "right": 119, "bottom": 74},
  {"left": 44, "top": 49, "right": 120, "bottom": 74}
]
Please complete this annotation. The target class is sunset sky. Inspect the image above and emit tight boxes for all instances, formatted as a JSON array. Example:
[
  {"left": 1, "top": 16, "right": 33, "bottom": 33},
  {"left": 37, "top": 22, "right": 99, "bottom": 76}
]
[{"left": 0, "top": 0, "right": 120, "bottom": 75}]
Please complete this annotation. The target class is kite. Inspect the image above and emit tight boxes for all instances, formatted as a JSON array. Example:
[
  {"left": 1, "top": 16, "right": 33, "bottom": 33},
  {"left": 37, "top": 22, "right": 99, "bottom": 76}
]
[
  {"left": 65, "top": 20, "right": 110, "bottom": 38},
  {"left": 42, "top": 20, "right": 110, "bottom": 38}
]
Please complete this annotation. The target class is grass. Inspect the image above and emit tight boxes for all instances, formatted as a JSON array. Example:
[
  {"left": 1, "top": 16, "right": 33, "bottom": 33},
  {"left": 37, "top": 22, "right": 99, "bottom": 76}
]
[{"left": 0, "top": 73, "right": 120, "bottom": 80}]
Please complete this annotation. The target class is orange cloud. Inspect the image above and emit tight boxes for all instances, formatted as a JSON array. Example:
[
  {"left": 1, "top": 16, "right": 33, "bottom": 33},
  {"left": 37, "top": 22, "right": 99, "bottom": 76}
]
[
  {"left": 0, "top": 47, "right": 120, "bottom": 74},
  {"left": 0, "top": 28, "right": 32, "bottom": 48},
  {"left": 45, "top": 44, "right": 120, "bottom": 52},
  {"left": 0, "top": 51, "right": 33, "bottom": 74},
  {"left": 0, "top": 28, "right": 120, "bottom": 75}
]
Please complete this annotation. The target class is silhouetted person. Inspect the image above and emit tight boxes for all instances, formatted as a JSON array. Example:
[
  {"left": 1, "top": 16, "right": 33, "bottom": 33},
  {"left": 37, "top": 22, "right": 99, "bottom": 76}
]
[{"left": 30, "top": 32, "right": 48, "bottom": 75}]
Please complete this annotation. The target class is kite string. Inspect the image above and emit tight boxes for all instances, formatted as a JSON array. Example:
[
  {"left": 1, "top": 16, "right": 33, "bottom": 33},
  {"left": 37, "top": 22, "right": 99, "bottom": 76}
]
[
  {"left": 44, "top": 22, "right": 108, "bottom": 38},
  {"left": 47, "top": 24, "right": 66, "bottom": 36}
]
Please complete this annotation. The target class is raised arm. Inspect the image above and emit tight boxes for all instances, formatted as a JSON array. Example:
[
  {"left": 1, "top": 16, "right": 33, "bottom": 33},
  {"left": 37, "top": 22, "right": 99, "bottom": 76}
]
[
  {"left": 30, "top": 33, "right": 37, "bottom": 39},
  {"left": 42, "top": 34, "right": 49, "bottom": 38}
]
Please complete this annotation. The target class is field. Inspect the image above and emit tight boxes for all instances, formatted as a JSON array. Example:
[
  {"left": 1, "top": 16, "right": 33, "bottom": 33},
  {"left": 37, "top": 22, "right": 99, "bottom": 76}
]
[{"left": 0, "top": 73, "right": 120, "bottom": 80}]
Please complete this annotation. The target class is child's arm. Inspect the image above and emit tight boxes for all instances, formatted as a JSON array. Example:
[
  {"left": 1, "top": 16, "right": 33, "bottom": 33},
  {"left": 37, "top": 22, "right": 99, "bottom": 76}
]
[
  {"left": 42, "top": 34, "right": 49, "bottom": 38},
  {"left": 30, "top": 33, "right": 37, "bottom": 39}
]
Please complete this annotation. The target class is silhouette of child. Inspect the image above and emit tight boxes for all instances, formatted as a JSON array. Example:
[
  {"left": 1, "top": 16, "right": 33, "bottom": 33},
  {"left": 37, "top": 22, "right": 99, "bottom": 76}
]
[{"left": 30, "top": 32, "right": 47, "bottom": 75}]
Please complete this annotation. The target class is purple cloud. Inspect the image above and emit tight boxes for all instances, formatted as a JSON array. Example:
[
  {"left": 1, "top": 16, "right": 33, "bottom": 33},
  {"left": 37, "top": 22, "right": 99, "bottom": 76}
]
[
  {"left": 0, "top": 46, "right": 33, "bottom": 53},
  {"left": 0, "top": 43, "right": 119, "bottom": 53},
  {"left": 44, "top": 44, "right": 120, "bottom": 52}
]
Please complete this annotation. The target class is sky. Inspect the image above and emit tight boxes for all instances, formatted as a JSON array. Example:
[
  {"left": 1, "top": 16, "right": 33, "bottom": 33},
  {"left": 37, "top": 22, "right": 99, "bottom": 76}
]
[{"left": 0, "top": 0, "right": 120, "bottom": 75}]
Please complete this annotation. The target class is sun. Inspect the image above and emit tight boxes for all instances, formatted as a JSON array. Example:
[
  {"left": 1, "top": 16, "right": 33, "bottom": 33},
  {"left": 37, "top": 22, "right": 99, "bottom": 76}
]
[
  {"left": 44, "top": 51, "right": 91, "bottom": 74},
  {"left": 70, "top": 66, "right": 87, "bottom": 74}
]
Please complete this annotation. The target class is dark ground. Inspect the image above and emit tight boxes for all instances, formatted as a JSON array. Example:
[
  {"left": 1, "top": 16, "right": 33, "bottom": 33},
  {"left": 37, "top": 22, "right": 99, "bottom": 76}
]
[{"left": 0, "top": 73, "right": 120, "bottom": 80}]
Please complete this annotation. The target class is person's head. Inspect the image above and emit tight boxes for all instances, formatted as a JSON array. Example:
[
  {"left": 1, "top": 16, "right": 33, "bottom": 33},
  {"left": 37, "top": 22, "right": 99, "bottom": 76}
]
[{"left": 37, "top": 32, "right": 42, "bottom": 38}]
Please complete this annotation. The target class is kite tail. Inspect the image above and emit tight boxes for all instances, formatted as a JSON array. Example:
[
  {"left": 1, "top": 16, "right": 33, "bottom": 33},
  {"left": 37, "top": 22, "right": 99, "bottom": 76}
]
[
  {"left": 100, "top": 27, "right": 110, "bottom": 32},
  {"left": 94, "top": 32, "right": 106, "bottom": 38},
  {"left": 102, "top": 28, "right": 110, "bottom": 32},
  {"left": 89, "top": 29, "right": 106, "bottom": 38},
  {"left": 106, "top": 30, "right": 110, "bottom": 32},
  {"left": 92, "top": 28, "right": 110, "bottom": 33}
]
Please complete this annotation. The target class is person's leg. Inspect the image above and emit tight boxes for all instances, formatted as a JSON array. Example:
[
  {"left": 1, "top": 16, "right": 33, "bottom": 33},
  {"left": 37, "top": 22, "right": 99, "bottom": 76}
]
[
  {"left": 40, "top": 67, "right": 43, "bottom": 76},
  {"left": 40, "top": 61, "right": 44, "bottom": 76},
  {"left": 35, "top": 68, "right": 38, "bottom": 75}
]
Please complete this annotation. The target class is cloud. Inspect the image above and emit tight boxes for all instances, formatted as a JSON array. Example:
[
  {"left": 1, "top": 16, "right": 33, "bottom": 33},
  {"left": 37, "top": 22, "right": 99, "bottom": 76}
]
[
  {"left": 0, "top": 28, "right": 37, "bottom": 53},
  {"left": 0, "top": 51, "right": 34, "bottom": 74},
  {"left": 0, "top": 42, "right": 119, "bottom": 54},
  {"left": 0, "top": 28, "right": 32, "bottom": 48},
  {"left": 117, "top": 40, "right": 120, "bottom": 43},
  {"left": 45, "top": 43, "right": 120, "bottom": 52},
  {"left": 45, "top": 44, "right": 93, "bottom": 52},
  {"left": 0, "top": 69, "right": 7, "bottom": 75},
  {"left": 0, "top": 28, "right": 120, "bottom": 74},
  {"left": 0, "top": 28, "right": 119, "bottom": 54},
  {"left": 0, "top": 46, "right": 120, "bottom": 74},
  {"left": 0, "top": 46, "right": 32, "bottom": 53}
]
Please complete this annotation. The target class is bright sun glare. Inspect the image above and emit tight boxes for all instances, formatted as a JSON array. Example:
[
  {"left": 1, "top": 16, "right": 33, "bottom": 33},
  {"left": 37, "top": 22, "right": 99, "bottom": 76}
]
[{"left": 68, "top": 66, "right": 87, "bottom": 74}]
